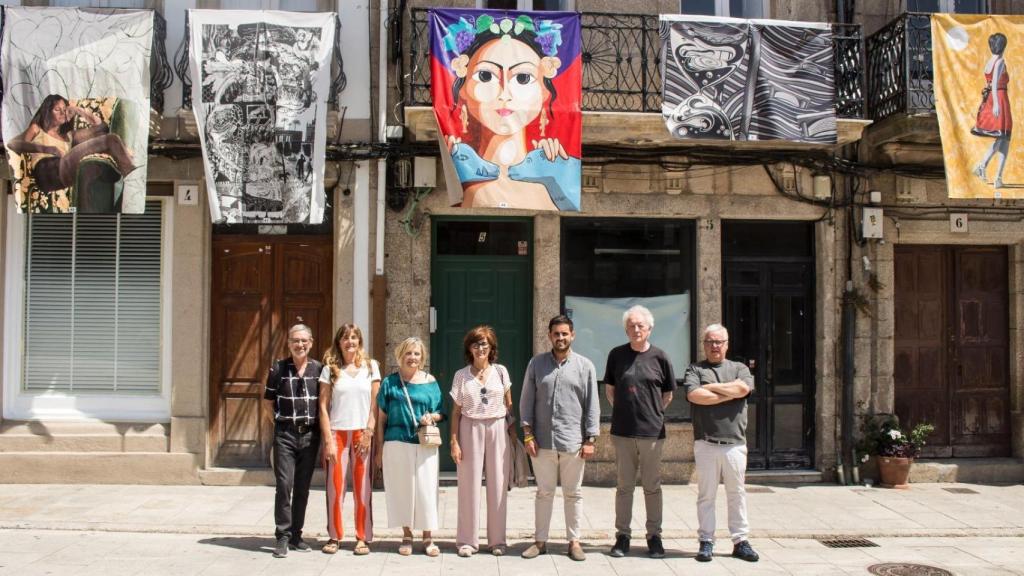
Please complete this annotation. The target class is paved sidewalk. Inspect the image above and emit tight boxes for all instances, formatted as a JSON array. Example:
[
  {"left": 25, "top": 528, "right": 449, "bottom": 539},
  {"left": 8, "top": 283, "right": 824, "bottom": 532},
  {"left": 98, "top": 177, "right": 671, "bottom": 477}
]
[
  {"left": 1, "top": 483, "right": 1023, "bottom": 575},
  {"left": 0, "top": 482, "right": 1021, "bottom": 540}
]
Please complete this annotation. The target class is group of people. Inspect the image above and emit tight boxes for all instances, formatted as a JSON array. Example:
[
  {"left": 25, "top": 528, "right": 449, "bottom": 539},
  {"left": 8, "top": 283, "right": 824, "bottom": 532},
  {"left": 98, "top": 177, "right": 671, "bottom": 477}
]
[{"left": 262, "top": 307, "right": 760, "bottom": 563}]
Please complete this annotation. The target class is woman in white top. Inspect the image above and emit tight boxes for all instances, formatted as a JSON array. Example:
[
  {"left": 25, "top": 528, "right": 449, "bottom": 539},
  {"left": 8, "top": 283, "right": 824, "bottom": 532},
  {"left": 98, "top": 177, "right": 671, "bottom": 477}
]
[
  {"left": 318, "top": 323, "right": 380, "bottom": 555},
  {"left": 450, "top": 325, "right": 513, "bottom": 557}
]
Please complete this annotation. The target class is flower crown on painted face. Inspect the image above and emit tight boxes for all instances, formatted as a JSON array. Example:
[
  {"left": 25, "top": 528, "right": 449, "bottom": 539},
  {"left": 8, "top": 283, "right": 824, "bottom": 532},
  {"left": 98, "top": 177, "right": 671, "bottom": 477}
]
[{"left": 442, "top": 14, "right": 563, "bottom": 58}]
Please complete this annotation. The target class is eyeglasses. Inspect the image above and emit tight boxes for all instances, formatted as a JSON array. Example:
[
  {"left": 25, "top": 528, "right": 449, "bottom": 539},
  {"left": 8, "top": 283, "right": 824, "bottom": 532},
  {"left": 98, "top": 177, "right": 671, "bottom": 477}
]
[
  {"left": 289, "top": 338, "right": 312, "bottom": 345},
  {"left": 703, "top": 339, "right": 728, "bottom": 347},
  {"left": 471, "top": 342, "right": 490, "bottom": 350}
]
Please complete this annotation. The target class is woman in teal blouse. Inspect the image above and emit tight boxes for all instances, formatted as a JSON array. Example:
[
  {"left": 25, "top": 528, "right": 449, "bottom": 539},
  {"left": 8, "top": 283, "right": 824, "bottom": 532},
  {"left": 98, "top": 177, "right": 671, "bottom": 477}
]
[{"left": 375, "top": 337, "right": 446, "bottom": 557}]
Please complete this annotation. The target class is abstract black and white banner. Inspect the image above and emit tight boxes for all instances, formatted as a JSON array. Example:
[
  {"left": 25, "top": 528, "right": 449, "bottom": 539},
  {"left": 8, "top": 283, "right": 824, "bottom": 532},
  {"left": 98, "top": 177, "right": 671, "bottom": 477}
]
[
  {"left": 188, "top": 10, "right": 334, "bottom": 224},
  {"left": 660, "top": 15, "right": 836, "bottom": 143},
  {"left": 2, "top": 7, "right": 153, "bottom": 214}
]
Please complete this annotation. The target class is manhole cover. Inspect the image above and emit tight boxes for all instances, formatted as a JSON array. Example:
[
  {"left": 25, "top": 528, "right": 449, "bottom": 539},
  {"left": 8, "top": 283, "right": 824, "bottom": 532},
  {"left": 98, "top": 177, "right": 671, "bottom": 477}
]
[
  {"left": 818, "top": 537, "right": 878, "bottom": 548},
  {"left": 942, "top": 487, "right": 979, "bottom": 494},
  {"left": 746, "top": 486, "right": 775, "bottom": 493},
  {"left": 867, "top": 563, "right": 954, "bottom": 576}
]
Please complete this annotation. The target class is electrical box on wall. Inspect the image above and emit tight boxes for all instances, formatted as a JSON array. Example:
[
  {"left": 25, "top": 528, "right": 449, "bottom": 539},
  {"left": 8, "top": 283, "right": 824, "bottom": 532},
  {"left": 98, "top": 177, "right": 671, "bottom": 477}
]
[
  {"left": 413, "top": 156, "right": 436, "bottom": 188},
  {"left": 862, "top": 207, "right": 884, "bottom": 239}
]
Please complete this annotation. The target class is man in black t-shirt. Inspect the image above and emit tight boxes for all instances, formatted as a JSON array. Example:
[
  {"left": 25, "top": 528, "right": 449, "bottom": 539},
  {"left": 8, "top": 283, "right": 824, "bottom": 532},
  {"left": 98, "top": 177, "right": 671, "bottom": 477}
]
[{"left": 603, "top": 305, "right": 676, "bottom": 559}]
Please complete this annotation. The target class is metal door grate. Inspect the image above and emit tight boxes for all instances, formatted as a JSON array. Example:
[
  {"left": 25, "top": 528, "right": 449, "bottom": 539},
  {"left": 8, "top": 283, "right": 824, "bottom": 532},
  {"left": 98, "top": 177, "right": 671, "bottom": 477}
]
[
  {"left": 867, "top": 563, "right": 954, "bottom": 576},
  {"left": 942, "top": 487, "right": 979, "bottom": 494}
]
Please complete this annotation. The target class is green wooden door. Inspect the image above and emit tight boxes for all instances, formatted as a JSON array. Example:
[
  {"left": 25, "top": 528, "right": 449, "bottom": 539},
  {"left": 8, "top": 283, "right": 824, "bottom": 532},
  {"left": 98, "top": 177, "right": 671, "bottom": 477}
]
[{"left": 431, "top": 218, "right": 533, "bottom": 471}]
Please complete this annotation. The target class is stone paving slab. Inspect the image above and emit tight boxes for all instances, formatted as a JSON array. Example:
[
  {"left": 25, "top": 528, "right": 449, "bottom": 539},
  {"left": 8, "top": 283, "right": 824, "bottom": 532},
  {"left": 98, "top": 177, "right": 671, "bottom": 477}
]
[
  {"left": 1, "top": 483, "right": 1022, "bottom": 541},
  {"left": 0, "top": 530, "right": 1022, "bottom": 576}
]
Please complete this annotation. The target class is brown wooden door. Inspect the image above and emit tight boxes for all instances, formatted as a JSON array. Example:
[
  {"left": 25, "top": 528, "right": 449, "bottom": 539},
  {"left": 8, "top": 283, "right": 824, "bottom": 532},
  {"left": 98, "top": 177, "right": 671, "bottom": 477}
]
[
  {"left": 894, "top": 245, "right": 1008, "bottom": 457},
  {"left": 210, "top": 235, "right": 333, "bottom": 467}
]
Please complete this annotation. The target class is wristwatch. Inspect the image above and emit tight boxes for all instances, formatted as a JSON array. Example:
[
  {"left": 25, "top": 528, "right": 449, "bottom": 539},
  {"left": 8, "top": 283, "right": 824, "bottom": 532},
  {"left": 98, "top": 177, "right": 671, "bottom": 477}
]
[{"left": 585, "top": 436, "right": 596, "bottom": 444}]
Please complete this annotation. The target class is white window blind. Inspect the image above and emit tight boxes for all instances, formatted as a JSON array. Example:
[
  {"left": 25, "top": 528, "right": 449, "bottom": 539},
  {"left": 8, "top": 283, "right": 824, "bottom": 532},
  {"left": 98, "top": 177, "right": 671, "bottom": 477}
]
[{"left": 23, "top": 201, "right": 163, "bottom": 394}]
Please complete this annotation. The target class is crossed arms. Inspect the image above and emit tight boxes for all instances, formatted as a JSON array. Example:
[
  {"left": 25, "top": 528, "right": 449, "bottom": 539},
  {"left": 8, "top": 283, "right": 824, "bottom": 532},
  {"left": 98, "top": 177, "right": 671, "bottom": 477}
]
[{"left": 686, "top": 378, "right": 750, "bottom": 405}]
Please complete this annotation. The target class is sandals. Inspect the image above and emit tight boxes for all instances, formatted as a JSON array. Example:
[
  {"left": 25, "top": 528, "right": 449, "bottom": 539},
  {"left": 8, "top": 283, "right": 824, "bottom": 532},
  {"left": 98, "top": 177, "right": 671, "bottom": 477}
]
[
  {"left": 424, "top": 540, "right": 441, "bottom": 557},
  {"left": 398, "top": 537, "right": 414, "bottom": 556},
  {"left": 321, "top": 539, "right": 339, "bottom": 555},
  {"left": 354, "top": 540, "right": 370, "bottom": 555}
]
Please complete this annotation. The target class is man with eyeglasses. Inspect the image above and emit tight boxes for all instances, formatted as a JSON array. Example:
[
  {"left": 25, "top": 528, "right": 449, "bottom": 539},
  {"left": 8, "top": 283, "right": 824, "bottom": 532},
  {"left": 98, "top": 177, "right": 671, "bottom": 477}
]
[
  {"left": 604, "top": 305, "right": 675, "bottom": 559},
  {"left": 264, "top": 323, "right": 322, "bottom": 558},
  {"left": 520, "top": 315, "right": 600, "bottom": 562},
  {"left": 683, "top": 323, "right": 759, "bottom": 563}
]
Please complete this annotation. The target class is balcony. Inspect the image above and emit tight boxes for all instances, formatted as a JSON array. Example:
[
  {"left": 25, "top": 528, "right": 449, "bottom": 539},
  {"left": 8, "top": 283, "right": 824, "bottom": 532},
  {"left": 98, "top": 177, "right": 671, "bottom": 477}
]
[
  {"left": 864, "top": 13, "right": 942, "bottom": 164},
  {"left": 403, "top": 8, "right": 869, "bottom": 149}
]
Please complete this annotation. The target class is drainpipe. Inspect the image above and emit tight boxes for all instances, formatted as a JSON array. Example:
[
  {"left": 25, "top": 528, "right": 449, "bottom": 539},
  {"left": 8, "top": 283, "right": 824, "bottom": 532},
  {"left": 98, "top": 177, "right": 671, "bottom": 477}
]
[
  {"left": 841, "top": 279, "right": 856, "bottom": 485},
  {"left": 373, "top": 0, "right": 389, "bottom": 356}
]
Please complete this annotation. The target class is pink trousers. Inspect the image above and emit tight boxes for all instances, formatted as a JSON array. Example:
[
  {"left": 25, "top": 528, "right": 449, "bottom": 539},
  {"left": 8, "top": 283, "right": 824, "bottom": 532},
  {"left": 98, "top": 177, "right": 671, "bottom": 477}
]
[{"left": 456, "top": 416, "right": 509, "bottom": 549}]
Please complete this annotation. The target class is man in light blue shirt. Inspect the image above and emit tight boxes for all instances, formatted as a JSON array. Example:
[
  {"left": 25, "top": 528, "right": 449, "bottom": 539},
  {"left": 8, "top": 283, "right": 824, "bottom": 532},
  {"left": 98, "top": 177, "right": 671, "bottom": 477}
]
[{"left": 520, "top": 315, "right": 600, "bottom": 562}]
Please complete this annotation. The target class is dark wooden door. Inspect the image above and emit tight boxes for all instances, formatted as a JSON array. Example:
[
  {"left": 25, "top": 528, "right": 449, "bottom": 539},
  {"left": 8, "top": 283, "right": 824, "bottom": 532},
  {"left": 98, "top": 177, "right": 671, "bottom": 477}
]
[
  {"left": 210, "top": 235, "right": 333, "bottom": 467},
  {"left": 431, "top": 218, "right": 533, "bottom": 471},
  {"left": 894, "top": 245, "right": 1009, "bottom": 457},
  {"left": 724, "top": 262, "right": 815, "bottom": 470}
]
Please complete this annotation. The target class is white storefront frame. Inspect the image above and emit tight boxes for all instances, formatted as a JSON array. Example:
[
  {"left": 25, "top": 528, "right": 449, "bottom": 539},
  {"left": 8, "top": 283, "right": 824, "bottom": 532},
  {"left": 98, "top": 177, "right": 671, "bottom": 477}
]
[{"left": 3, "top": 196, "right": 175, "bottom": 422}]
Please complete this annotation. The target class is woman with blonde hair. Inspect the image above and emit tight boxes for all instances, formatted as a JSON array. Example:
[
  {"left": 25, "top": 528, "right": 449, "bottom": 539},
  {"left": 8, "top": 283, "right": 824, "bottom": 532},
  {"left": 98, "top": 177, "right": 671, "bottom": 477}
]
[
  {"left": 318, "top": 323, "right": 379, "bottom": 555},
  {"left": 450, "top": 325, "right": 513, "bottom": 557},
  {"left": 375, "top": 337, "right": 445, "bottom": 557}
]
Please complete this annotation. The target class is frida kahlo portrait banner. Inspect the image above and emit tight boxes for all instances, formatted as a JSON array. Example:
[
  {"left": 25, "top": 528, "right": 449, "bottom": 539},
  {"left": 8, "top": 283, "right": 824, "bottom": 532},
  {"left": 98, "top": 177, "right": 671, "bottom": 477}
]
[
  {"left": 933, "top": 14, "right": 1024, "bottom": 199},
  {"left": 429, "top": 8, "right": 582, "bottom": 211},
  {"left": 189, "top": 10, "right": 335, "bottom": 224},
  {"left": 660, "top": 15, "right": 836, "bottom": 144},
  {"left": 1, "top": 7, "right": 153, "bottom": 214}
]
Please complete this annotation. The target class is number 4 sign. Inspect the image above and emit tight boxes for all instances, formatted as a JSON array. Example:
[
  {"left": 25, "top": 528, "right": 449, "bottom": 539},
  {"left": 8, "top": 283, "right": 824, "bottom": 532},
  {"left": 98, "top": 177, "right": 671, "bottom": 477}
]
[
  {"left": 950, "top": 213, "right": 968, "bottom": 233},
  {"left": 177, "top": 183, "right": 199, "bottom": 206}
]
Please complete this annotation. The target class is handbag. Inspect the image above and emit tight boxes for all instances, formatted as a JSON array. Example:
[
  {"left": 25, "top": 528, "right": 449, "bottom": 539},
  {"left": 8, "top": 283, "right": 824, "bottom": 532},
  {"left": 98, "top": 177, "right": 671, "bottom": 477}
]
[
  {"left": 401, "top": 378, "right": 442, "bottom": 448},
  {"left": 497, "top": 365, "right": 531, "bottom": 489}
]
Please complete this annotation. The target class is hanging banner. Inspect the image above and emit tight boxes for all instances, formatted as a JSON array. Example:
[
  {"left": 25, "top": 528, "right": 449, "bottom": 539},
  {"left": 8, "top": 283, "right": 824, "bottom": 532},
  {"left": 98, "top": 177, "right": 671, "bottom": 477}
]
[
  {"left": 933, "top": 14, "right": 1024, "bottom": 199},
  {"left": 660, "top": 15, "right": 836, "bottom": 143},
  {"left": 188, "top": 10, "right": 334, "bottom": 224},
  {"left": 1, "top": 7, "right": 153, "bottom": 214},
  {"left": 429, "top": 8, "right": 582, "bottom": 211}
]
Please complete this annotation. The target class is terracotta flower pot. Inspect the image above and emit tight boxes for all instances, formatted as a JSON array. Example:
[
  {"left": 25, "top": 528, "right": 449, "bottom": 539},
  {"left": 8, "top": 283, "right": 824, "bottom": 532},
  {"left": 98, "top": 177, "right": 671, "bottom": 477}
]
[{"left": 877, "top": 456, "right": 912, "bottom": 489}]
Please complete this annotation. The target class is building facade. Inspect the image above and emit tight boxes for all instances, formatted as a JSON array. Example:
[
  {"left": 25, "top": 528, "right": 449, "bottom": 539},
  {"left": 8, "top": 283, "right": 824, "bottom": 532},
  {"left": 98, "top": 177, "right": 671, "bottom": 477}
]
[{"left": 0, "top": 0, "right": 1021, "bottom": 485}]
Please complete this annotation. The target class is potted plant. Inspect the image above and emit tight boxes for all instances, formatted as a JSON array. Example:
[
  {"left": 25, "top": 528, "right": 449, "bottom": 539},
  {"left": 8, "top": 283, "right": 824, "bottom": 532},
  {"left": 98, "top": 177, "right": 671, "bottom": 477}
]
[{"left": 857, "top": 414, "right": 935, "bottom": 489}]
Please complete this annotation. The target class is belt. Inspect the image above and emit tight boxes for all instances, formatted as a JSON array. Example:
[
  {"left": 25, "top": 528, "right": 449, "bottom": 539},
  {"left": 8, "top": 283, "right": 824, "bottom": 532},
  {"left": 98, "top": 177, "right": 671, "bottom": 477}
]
[
  {"left": 276, "top": 421, "right": 316, "bottom": 434},
  {"left": 701, "top": 438, "right": 736, "bottom": 445}
]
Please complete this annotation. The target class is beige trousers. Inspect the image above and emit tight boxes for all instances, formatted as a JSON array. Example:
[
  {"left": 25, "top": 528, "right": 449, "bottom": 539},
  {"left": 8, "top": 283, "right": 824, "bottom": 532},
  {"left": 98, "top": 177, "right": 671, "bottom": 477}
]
[
  {"left": 694, "top": 440, "right": 749, "bottom": 544},
  {"left": 530, "top": 448, "right": 586, "bottom": 542},
  {"left": 612, "top": 435, "right": 664, "bottom": 538},
  {"left": 456, "top": 416, "right": 509, "bottom": 549}
]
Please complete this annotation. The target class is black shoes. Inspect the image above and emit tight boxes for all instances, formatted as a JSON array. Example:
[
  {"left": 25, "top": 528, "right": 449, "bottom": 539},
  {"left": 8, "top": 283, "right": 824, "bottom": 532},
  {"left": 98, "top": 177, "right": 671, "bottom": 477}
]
[
  {"left": 647, "top": 534, "right": 665, "bottom": 559},
  {"left": 273, "top": 536, "right": 289, "bottom": 558},
  {"left": 609, "top": 534, "right": 630, "bottom": 558},
  {"left": 732, "top": 540, "right": 759, "bottom": 562},
  {"left": 696, "top": 540, "right": 714, "bottom": 562},
  {"left": 290, "top": 538, "right": 312, "bottom": 552}
]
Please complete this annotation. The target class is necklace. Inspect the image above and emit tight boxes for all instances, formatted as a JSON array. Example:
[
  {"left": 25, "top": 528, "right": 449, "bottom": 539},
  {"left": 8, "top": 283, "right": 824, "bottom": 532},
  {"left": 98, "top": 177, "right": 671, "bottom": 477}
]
[{"left": 470, "top": 364, "right": 490, "bottom": 382}]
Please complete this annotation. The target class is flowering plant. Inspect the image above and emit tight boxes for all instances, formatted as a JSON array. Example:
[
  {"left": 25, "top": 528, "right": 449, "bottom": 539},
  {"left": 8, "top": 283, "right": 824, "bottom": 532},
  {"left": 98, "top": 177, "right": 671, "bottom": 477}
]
[
  {"left": 857, "top": 413, "right": 935, "bottom": 460},
  {"left": 442, "top": 14, "right": 563, "bottom": 57}
]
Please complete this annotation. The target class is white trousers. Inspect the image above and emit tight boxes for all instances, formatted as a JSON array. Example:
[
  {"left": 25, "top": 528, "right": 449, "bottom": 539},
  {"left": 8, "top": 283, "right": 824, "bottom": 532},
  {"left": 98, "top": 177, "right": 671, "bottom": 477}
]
[
  {"left": 383, "top": 440, "right": 439, "bottom": 531},
  {"left": 530, "top": 448, "right": 586, "bottom": 542},
  {"left": 694, "top": 440, "right": 749, "bottom": 544}
]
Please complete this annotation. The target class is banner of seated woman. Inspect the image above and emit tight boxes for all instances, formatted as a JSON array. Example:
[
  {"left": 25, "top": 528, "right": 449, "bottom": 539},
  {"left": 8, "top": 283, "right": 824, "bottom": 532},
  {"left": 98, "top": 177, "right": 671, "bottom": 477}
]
[
  {"left": 660, "top": 15, "right": 836, "bottom": 144},
  {"left": 1, "top": 7, "right": 153, "bottom": 214},
  {"left": 429, "top": 8, "right": 582, "bottom": 211}
]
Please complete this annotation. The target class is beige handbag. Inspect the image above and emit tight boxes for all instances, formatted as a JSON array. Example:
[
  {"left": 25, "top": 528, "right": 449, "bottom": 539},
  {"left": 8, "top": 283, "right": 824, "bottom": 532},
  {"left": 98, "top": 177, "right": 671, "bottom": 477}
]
[{"left": 401, "top": 379, "right": 441, "bottom": 448}]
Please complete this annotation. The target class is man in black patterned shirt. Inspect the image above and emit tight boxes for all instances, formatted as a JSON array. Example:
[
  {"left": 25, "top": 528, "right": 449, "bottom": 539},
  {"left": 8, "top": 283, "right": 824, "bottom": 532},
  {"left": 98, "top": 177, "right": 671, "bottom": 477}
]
[{"left": 264, "top": 323, "right": 322, "bottom": 558}]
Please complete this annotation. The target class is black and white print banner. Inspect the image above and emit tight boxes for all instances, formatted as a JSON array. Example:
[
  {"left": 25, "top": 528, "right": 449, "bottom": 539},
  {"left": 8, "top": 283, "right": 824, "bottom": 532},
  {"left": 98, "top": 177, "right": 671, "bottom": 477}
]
[
  {"left": 188, "top": 10, "right": 334, "bottom": 224},
  {"left": 660, "top": 16, "right": 836, "bottom": 144},
  {"left": 2, "top": 7, "right": 153, "bottom": 214}
]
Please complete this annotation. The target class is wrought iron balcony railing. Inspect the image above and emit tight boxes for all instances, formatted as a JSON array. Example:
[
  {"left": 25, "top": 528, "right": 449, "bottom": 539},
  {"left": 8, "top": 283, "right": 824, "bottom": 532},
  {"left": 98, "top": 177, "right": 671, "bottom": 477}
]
[
  {"left": 865, "top": 12, "right": 934, "bottom": 121},
  {"left": 406, "top": 8, "right": 866, "bottom": 119}
]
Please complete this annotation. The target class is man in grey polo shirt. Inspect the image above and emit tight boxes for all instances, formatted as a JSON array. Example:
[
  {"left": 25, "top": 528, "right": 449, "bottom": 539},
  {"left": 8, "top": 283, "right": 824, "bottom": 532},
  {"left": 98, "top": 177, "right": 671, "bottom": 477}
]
[
  {"left": 684, "top": 323, "right": 759, "bottom": 563},
  {"left": 520, "top": 315, "right": 600, "bottom": 562}
]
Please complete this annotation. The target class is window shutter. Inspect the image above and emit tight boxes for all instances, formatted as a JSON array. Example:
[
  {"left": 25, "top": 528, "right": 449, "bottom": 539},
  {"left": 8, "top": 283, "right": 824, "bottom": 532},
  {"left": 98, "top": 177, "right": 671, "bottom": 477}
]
[{"left": 23, "top": 201, "right": 163, "bottom": 394}]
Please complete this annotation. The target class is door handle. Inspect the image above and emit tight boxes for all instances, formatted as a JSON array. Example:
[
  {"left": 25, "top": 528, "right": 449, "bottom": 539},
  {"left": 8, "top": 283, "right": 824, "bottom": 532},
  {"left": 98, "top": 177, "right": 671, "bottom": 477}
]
[{"left": 429, "top": 307, "right": 437, "bottom": 334}]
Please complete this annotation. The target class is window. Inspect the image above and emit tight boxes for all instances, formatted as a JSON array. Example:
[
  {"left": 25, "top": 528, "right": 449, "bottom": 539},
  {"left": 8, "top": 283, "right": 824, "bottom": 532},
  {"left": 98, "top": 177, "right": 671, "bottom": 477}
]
[
  {"left": 197, "top": 0, "right": 332, "bottom": 10},
  {"left": 4, "top": 199, "right": 169, "bottom": 421},
  {"left": 681, "top": 0, "right": 766, "bottom": 18},
  {"left": 907, "top": 0, "right": 988, "bottom": 13},
  {"left": 561, "top": 218, "right": 696, "bottom": 421},
  {"left": 480, "top": 0, "right": 574, "bottom": 10}
]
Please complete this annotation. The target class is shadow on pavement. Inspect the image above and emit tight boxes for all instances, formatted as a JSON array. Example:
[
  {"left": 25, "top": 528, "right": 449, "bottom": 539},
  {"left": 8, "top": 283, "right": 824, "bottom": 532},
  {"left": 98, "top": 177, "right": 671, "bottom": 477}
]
[{"left": 198, "top": 536, "right": 275, "bottom": 554}]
